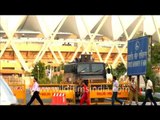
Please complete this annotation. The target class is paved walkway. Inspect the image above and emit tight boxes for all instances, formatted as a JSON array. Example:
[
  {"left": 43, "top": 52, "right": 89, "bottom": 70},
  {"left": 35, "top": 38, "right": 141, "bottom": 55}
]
[
  {"left": 125, "top": 102, "right": 160, "bottom": 106},
  {"left": 22, "top": 89, "right": 160, "bottom": 105}
]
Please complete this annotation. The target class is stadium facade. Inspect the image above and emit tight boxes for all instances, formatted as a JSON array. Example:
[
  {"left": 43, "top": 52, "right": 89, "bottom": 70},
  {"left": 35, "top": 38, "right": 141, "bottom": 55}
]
[{"left": 0, "top": 15, "right": 160, "bottom": 76}]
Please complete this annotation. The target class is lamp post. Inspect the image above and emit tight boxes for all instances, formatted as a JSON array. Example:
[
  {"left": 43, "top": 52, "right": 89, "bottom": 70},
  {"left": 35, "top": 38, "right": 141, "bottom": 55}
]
[
  {"left": 37, "top": 65, "right": 39, "bottom": 81},
  {"left": 51, "top": 66, "right": 54, "bottom": 84}
]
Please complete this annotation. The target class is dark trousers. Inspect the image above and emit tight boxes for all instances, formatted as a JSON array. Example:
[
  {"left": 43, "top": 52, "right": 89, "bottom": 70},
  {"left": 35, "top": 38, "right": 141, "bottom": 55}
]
[
  {"left": 27, "top": 91, "right": 44, "bottom": 105},
  {"left": 112, "top": 92, "right": 123, "bottom": 105},
  {"left": 142, "top": 89, "right": 157, "bottom": 106}
]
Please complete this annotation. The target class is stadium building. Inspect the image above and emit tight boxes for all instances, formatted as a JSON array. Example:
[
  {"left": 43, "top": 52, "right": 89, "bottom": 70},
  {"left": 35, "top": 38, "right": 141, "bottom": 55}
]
[{"left": 0, "top": 15, "right": 160, "bottom": 80}]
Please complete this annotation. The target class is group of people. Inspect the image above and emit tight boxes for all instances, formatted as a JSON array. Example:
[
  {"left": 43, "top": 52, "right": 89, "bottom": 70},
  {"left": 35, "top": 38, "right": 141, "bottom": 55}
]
[
  {"left": 78, "top": 75, "right": 158, "bottom": 106},
  {"left": 112, "top": 76, "right": 157, "bottom": 106},
  {"left": 27, "top": 75, "right": 157, "bottom": 106},
  {"left": 26, "top": 77, "right": 91, "bottom": 105}
]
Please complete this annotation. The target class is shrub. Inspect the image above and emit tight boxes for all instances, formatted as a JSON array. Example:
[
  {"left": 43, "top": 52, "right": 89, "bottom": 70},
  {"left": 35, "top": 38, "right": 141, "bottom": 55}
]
[{"left": 155, "top": 86, "right": 160, "bottom": 92}]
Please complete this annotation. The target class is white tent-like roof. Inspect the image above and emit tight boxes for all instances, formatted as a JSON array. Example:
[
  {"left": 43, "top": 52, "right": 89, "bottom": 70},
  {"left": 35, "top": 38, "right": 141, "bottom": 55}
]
[
  {"left": 0, "top": 15, "right": 160, "bottom": 71},
  {"left": 0, "top": 15, "right": 160, "bottom": 42}
]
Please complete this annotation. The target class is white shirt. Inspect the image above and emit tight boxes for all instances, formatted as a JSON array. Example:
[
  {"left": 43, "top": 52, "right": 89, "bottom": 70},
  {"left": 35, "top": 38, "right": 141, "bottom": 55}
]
[
  {"left": 146, "top": 79, "right": 153, "bottom": 90},
  {"left": 31, "top": 82, "right": 40, "bottom": 92},
  {"left": 112, "top": 80, "right": 119, "bottom": 92},
  {"left": 106, "top": 73, "right": 113, "bottom": 83}
]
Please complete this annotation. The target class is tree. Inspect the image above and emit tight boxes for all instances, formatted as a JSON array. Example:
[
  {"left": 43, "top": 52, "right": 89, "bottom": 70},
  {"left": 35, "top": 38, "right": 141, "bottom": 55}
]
[
  {"left": 57, "top": 74, "right": 63, "bottom": 84},
  {"left": 151, "top": 43, "right": 160, "bottom": 67},
  {"left": 145, "top": 61, "right": 159, "bottom": 91},
  {"left": 110, "top": 62, "right": 127, "bottom": 80},
  {"left": 60, "top": 62, "right": 64, "bottom": 70},
  {"left": 142, "top": 42, "right": 160, "bottom": 90},
  {"left": 31, "top": 61, "right": 48, "bottom": 83}
]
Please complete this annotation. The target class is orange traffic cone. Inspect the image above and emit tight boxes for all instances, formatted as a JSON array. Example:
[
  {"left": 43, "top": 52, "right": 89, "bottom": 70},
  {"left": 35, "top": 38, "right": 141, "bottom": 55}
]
[
  {"left": 60, "top": 93, "right": 67, "bottom": 105},
  {"left": 57, "top": 93, "right": 62, "bottom": 105},
  {"left": 62, "top": 93, "right": 67, "bottom": 105},
  {"left": 51, "top": 93, "right": 56, "bottom": 105},
  {"left": 51, "top": 93, "right": 58, "bottom": 105}
]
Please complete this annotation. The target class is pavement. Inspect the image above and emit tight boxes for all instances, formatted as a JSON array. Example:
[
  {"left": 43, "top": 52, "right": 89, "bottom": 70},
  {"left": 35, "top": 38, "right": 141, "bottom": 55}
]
[
  {"left": 18, "top": 89, "right": 160, "bottom": 105},
  {"left": 129, "top": 102, "right": 160, "bottom": 106}
]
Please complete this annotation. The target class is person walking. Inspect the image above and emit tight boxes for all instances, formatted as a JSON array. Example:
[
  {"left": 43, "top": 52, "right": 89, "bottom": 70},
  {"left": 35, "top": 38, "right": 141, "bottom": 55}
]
[
  {"left": 80, "top": 81, "right": 90, "bottom": 105},
  {"left": 112, "top": 76, "right": 124, "bottom": 105},
  {"left": 106, "top": 68, "right": 113, "bottom": 84},
  {"left": 27, "top": 77, "right": 44, "bottom": 105},
  {"left": 142, "top": 76, "right": 157, "bottom": 106},
  {"left": 128, "top": 77, "right": 139, "bottom": 105}
]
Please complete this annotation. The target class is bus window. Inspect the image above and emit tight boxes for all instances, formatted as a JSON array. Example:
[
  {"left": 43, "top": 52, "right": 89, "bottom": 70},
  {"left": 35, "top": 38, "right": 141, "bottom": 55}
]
[{"left": 77, "top": 64, "right": 90, "bottom": 73}]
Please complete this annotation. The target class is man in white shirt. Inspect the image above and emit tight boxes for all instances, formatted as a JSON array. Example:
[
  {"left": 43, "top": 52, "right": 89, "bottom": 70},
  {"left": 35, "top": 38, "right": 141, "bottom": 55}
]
[
  {"left": 27, "top": 77, "right": 43, "bottom": 105},
  {"left": 106, "top": 68, "right": 113, "bottom": 83},
  {"left": 142, "top": 76, "right": 157, "bottom": 106},
  {"left": 112, "top": 76, "right": 124, "bottom": 105},
  {"left": 106, "top": 73, "right": 113, "bottom": 83}
]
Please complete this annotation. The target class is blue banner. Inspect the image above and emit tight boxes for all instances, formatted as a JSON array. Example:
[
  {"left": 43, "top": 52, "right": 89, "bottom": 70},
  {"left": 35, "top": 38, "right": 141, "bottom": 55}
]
[{"left": 127, "top": 36, "right": 148, "bottom": 75}]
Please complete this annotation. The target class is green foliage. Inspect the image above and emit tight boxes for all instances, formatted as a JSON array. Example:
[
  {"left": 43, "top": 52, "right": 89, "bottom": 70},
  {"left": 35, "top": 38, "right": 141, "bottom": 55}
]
[
  {"left": 57, "top": 74, "right": 63, "bottom": 84},
  {"left": 57, "top": 66, "right": 60, "bottom": 72},
  {"left": 146, "top": 61, "right": 158, "bottom": 90},
  {"left": 110, "top": 63, "right": 127, "bottom": 80},
  {"left": 46, "top": 64, "right": 51, "bottom": 69},
  {"left": 51, "top": 74, "right": 63, "bottom": 84},
  {"left": 110, "top": 65, "right": 116, "bottom": 76},
  {"left": 155, "top": 86, "right": 160, "bottom": 92},
  {"left": 51, "top": 75, "right": 58, "bottom": 84},
  {"left": 31, "top": 61, "right": 47, "bottom": 84},
  {"left": 145, "top": 43, "right": 160, "bottom": 89},
  {"left": 151, "top": 43, "right": 160, "bottom": 66},
  {"left": 38, "top": 77, "right": 51, "bottom": 84},
  {"left": 60, "top": 62, "right": 64, "bottom": 70}
]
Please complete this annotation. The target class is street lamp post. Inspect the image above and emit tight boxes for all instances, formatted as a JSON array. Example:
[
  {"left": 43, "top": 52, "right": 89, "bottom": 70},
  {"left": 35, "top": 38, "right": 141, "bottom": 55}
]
[
  {"left": 37, "top": 65, "right": 39, "bottom": 81},
  {"left": 51, "top": 66, "right": 53, "bottom": 84}
]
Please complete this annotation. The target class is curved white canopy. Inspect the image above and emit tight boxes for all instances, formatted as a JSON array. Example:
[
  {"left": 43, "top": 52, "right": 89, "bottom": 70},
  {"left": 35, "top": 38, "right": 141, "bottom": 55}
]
[{"left": 0, "top": 15, "right": 160, "bottom": 42}]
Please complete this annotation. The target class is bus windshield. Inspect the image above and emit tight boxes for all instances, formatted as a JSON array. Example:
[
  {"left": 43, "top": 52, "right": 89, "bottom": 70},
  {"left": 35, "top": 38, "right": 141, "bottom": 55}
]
[
  {"left": 91, "top": 63, "right": 104, "bottom": 72},
  {"left": 77, "top": 64, "right": 90, "bottom": 73},
  {"left": 77, "top": 63, "right": 104, "bottom": 73}
]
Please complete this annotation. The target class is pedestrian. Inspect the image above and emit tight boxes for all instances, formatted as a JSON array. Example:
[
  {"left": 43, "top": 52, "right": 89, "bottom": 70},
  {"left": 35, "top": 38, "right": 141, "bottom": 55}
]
[
  {"left": 142, "top": 76, "right": 157, "bottom": 106},
  {"left": 80, "top": 81, "right": 90, "bottom": 105},
  {"left": 27, "top": 77, "right": 44, "bottom": 105},
  {"left": 112, "top": 76, "right": 124, "bottom": 105},
  {"left": 106, "top": 68, "right": 113, "bottom": 84},
  {"left": 128, "top": 77, "right": 139, "bottom": 105}
]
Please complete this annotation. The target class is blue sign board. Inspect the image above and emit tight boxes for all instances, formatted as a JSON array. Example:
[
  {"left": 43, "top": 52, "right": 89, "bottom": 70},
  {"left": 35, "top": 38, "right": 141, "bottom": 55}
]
[{"left": 127, "top": 36, "right": 149, "bottom": 75}]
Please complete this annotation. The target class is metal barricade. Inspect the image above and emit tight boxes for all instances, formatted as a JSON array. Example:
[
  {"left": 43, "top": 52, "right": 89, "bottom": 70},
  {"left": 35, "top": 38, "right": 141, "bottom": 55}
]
[
  {"left": 9, "top": 84, "right": 26, "bottom": 105},
  {"left": 89, "top": 83, "right": 129, "bottom": 105},
  {"left": 34, "top": 84, "right": 75, "bottom": 105}
]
